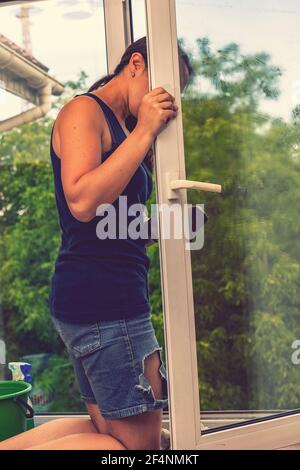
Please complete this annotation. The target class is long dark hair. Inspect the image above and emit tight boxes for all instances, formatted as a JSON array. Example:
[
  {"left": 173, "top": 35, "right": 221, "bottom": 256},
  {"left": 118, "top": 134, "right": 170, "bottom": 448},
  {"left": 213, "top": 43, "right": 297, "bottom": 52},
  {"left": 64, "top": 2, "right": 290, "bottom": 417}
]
[{"left": 88, "top": 36, "right": 195, "bottom": 172}]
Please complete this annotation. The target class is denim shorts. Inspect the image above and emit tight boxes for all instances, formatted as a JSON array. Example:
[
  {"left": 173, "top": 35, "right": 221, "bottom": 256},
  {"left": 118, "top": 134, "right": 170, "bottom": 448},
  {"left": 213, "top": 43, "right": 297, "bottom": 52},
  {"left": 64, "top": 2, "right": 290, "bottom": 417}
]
[{"left": 51, "top": 312, "right": 169, "bottom": 420}]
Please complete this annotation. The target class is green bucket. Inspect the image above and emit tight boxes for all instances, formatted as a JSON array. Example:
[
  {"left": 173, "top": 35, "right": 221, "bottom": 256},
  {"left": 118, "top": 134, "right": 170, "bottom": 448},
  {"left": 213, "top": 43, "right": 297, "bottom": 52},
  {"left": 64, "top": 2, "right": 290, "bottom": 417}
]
[{"left": 0, "top": 380, "right": 33, "bottom": 441}]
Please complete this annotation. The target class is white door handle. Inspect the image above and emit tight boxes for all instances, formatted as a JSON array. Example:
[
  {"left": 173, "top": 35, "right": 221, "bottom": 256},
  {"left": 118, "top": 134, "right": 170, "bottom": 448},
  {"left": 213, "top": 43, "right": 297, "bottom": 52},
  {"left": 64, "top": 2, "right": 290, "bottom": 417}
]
[{"left": 167, "top": 172, "right": 222, "bottom": 200}]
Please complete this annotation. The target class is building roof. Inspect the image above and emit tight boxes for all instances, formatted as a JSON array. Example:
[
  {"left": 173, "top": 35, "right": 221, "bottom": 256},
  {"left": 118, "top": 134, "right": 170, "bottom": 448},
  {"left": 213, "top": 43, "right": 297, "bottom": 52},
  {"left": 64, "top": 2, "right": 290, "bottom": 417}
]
[{"left": 0, "top": 32, "right": 49, "bottom": 72}]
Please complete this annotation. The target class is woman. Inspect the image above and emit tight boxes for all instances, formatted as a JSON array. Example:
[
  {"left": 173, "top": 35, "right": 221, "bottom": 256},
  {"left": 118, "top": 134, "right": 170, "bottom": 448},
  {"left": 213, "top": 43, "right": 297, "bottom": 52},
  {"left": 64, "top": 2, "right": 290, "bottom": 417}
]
[{"left": 0, "top": 36, "right": 194, "bottom": 451}]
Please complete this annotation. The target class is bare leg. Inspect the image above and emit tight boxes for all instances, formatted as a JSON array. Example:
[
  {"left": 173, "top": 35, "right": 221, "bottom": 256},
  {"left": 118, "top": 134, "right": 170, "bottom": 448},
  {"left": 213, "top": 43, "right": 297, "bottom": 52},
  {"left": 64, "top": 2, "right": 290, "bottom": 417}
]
[
  {"left": 26, "top": 433, "right": 127, "bottom": 450},
  {"left": 0, "top": 350, "right": 166, "bottom": 450},
  {"left": 86, "top": 350, "right": 166, "bottom": 450},
  {"left": 0, "top": 417, "right": 97, "bottom": 451}
]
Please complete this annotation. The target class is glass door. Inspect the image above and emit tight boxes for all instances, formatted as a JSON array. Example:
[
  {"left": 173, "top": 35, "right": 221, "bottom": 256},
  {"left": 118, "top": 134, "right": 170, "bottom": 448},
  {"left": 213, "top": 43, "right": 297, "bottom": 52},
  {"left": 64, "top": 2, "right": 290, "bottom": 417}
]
[
  {"left": 174, "top": 0, "right": 300, "bottom": 428},
  {"left": 145, "top": 0, "right": 300, "bottom": 449}
]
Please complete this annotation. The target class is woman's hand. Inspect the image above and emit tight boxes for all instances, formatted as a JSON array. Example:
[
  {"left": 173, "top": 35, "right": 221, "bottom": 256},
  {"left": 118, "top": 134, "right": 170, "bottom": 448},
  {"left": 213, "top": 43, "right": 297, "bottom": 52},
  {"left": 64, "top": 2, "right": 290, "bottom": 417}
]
[{"left": 136, "top": 86, "right": 178, "bottom": 139}]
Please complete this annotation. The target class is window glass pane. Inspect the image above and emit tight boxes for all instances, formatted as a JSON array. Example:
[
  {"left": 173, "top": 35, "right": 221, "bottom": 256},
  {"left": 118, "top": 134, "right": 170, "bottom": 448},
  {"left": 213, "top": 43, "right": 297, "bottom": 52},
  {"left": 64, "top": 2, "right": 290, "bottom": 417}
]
[
  {"left": 175, "top": 0, "right": 300, "bottom": 431},
  {"left": 0, "top": 0, "right": 106, "bottom": 413},
  {"left": 131, "top": 0, "right": 146, "bottom": 40}
]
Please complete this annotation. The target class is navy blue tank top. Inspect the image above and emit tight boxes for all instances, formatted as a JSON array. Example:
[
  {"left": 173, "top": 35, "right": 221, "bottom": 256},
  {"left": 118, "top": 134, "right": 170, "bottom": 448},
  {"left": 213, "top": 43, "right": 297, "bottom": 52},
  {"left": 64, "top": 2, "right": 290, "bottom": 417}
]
[{"left": 48, "top": 92, "right": 153, "bottom": 323}]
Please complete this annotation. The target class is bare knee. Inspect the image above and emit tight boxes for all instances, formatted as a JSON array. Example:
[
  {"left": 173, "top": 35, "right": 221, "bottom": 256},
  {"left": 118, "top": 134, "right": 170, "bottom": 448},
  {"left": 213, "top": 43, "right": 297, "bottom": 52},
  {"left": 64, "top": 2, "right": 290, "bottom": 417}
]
[
  {"left": 109, "top": 432, "right": 159, "bottom": 451},
  {"left": 106, "top": 409, "right": 163, "bottom": 451},
  {"left": 126, "top": 440, "right": 160, "bottom": 451},
  {"left": 121, "top": 433, "right": 161, "bottom": 451}
]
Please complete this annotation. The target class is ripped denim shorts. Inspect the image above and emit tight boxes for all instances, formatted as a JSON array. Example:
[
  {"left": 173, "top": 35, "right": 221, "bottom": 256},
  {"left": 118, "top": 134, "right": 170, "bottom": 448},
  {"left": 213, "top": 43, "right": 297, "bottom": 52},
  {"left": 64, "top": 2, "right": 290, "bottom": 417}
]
[{"left": 51, "top": 311, "right": 169, "bottom": 420}]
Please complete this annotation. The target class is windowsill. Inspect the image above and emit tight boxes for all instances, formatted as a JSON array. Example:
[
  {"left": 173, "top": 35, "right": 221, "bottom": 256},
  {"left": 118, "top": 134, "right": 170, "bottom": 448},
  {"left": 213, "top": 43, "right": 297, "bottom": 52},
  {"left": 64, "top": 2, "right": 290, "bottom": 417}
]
[{"left": 34, "top": 409, "right": 292, "bottom": 430}]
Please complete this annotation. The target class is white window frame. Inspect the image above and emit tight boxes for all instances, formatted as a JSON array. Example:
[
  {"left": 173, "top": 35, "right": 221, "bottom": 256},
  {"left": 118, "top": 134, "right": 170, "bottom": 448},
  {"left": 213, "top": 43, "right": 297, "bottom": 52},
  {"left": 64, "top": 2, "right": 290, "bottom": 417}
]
[
  {"left": 103, "top": 0, "right": 133, "bottom": 73},
  {"left": 144, "top": 0, "right": 300, "bottom": 450}
]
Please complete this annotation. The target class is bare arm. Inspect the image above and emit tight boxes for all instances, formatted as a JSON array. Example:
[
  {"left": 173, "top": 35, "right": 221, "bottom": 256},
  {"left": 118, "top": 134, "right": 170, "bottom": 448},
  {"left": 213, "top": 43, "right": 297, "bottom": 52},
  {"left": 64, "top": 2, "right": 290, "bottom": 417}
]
[
  {"left": 57, "top": 97, "right": 154, "bottom": 222},
  {"left": 57, "top": 87, "right": 177, "bottom": 222}
]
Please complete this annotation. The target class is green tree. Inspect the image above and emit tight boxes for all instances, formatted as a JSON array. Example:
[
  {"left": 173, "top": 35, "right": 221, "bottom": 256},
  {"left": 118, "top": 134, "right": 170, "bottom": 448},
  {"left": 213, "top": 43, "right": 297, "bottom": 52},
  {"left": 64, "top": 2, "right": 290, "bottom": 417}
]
[
  {"left": 185, "top": 38, "right": 300, "bottom": 409},
  {"left": 2, "top": 37, "right": 300, "bottom": 414},
  {"left": 0, "top": 75, "right": 88, "bottom": 409}
]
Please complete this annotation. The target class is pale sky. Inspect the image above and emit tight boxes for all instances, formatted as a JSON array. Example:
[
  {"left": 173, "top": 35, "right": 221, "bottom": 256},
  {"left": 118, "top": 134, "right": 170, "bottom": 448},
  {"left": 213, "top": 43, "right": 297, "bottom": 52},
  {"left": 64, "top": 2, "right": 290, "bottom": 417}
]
[
  {"left": 0, "top": 0, "right": 107, "bottom": 119},
  {"left": 1, "top": 0, "right": 300, "bottom": 122},
  {"left": 174, "top": 0, "right": 300, "bottom": 121}
]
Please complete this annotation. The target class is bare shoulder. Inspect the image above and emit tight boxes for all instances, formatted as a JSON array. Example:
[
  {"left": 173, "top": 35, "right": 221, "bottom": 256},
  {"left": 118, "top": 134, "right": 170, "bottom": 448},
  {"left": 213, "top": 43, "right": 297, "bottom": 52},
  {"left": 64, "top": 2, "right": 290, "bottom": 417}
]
[
  {"left": 57, "top": 94, "right": 106, "bottom": 133},
  {"left": 53, "top": 94, "right": 105, "bottom": 157}
]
